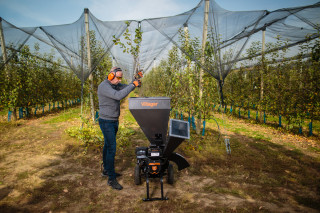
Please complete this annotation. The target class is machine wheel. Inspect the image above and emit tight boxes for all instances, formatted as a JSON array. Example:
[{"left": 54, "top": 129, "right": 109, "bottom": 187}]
[
  {"left": 134, "top": 164, "right": 141, "bottom": 185},
  {"left": 167, "top": 164, "right": 174, "bottom": 184}
]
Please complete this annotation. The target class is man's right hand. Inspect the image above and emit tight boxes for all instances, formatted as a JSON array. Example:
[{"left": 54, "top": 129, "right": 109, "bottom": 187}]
[{"left": 133, "top": 79, "right": 141, "bottom": 87}]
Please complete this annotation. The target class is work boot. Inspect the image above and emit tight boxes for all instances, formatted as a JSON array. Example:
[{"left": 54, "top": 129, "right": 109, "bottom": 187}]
[
  {"left": 101, "top": 169, "right": 122, "bottom": 177},
  {"left": 101, "top": 163, "right": 122, "bottom": 177},
  {"left": 108, "top": 179, "right": 123, "bottom": 190}
]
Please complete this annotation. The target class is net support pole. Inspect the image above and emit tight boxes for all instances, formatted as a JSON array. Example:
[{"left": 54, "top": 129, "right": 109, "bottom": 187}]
[
  {"left": 196, "top": 0, "right": 210, "bottom": 135},
  {"left": 260, "top": 27, "right": 266, "bottom": 122},
  {"left": 84, "top": 8, "right": 95, "bottom": 122},
  {"left": 0, "top": 18, "right": 8, "bottom": 71},
  {"left": 0, "top": 18, "right": 17, "bottom": 121}
]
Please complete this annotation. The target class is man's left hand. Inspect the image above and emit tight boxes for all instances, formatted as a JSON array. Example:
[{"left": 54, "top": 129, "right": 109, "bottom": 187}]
[
  {"left": 134, "top": 70, "right": 143, "bottom": 80},
  {"left": 137, "top": 71, "right": 143, "bottom": 78}
]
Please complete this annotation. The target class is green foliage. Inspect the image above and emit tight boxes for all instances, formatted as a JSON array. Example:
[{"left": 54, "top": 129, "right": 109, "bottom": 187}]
[
  {"left": 141, "top": 29, "right": 320, "bottom": 133},
  {"left": 112, "top": 21, "right": 143, "bottom": 69},
  {"left": 116, "top": 122, "right": 135, "bottom": 152},
  {"left": 65, "top": 117, "right": 104, "bottom": 154},
  {"left": 65, "top": 118, "right": 136, "bottom": 154},
  {"left": 140, "top": 29, "right": 220, "bottom": 121},
  {"left": 0, "top": 43, "right": 81, "bottom": 113},
  {"left": 224, "top": 33, "right": 320, "bottom": 128}
]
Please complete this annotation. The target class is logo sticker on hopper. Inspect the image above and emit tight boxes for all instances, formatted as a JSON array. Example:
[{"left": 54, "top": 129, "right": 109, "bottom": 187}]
[{"left": 141, "top": 102, "right": 158, "bottom": 107}]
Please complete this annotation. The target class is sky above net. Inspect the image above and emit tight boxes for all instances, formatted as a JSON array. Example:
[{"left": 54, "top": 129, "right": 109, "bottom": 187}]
[{"left": 0, "top": 0, "right": 319, "bottom": 82}]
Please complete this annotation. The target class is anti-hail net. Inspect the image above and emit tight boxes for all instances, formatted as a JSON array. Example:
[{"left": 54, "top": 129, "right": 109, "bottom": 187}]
[{"left": 0, "top": 0, "right": 319, "bottom": 82}]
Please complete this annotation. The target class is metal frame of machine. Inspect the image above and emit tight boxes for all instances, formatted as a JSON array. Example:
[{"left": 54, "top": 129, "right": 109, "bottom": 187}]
[{"left": 129, "top": 97, "right": 190, "bottom": 201}]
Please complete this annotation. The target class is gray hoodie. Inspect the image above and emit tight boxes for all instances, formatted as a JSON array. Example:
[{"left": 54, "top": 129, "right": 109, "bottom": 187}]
[{"left": 98, "top": 79, "right": 135, "bottom": 120}]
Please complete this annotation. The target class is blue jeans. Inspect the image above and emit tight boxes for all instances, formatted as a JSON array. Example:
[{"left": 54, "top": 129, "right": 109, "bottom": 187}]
[{"left": 99, "top": 118, "right": 119, "bottom": 180}]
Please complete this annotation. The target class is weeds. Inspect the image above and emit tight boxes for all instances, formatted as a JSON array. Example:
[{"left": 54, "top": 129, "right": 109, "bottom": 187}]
[
  {"left": 117, "top": 121, "right": 136, "bottom": 153},
  {"left": 65, "top": 117, "right": 103, "bottom": 154},
  {"left": 65, "top": 117, "right": 136, "bottom": 154}
]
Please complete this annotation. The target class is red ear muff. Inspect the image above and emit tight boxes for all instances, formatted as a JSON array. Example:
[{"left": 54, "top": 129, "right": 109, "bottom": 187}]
[
  {"left": 107, "top": 67, "right": 122, "bottom": 81},
  {"left": 108, "top": 72, "right": 115, "bottom": 81}
]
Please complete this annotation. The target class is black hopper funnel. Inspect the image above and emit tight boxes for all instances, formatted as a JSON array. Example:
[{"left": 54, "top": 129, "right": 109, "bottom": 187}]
[
  {"left": 129, "top": 97, "right": 170, "bottom": 146},
  {"left": 129, "top": 97, "right": 190, "bottom": 169}
]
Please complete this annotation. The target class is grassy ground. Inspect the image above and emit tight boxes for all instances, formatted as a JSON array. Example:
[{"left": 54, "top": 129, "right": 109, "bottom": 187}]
[
  {"left": 0, "top": 96, "right": 319, "bottom": 212},
  {"left": 209, "top": 105, "right": 320, "bottom": 137}
]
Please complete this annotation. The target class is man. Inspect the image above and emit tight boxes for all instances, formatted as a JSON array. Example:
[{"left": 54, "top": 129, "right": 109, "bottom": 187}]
[{"left": 98, "top": 67, "right": 142, "bottom": 190}]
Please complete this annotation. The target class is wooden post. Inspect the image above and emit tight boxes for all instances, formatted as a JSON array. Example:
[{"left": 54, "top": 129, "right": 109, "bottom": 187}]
[
  {"left": 0, "top": 18, "right": 17, "bottom": 121},
  {"left": 196, "top": 0, "right": 210, "bottom": 135},
  {"left": 260, "top": 27, "right": 266, "bottom": 122},
  {"left": 84, "top": 8, "right": 95, "bottom": 122},
  {"left": 0, "top": 18, "right": 8, "bottom": 70}
]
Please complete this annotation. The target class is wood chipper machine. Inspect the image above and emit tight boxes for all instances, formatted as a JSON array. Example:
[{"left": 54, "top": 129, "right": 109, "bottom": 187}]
[{"left": 129, "top": 97, "right": 190, "bottom": 201}]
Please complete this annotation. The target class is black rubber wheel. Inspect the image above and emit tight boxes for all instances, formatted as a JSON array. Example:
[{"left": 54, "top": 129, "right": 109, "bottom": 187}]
[
  {"left": 167, "top": 164, "right": 174, "bottom": 184},
  {"left": 134, "top": 164, "right": 141, "bottom": 185}
]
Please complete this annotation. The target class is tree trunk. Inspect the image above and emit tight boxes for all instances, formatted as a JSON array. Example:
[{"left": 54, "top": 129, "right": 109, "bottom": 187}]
[
  {"left": 259, "top": 28, "right": 266, "bottom": 122},
  {"left": 89, "top": 73, "right": 95, "bottom": 122},
  {"left": 12, "top": 108, "right": 17, "bottom": 121}
]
